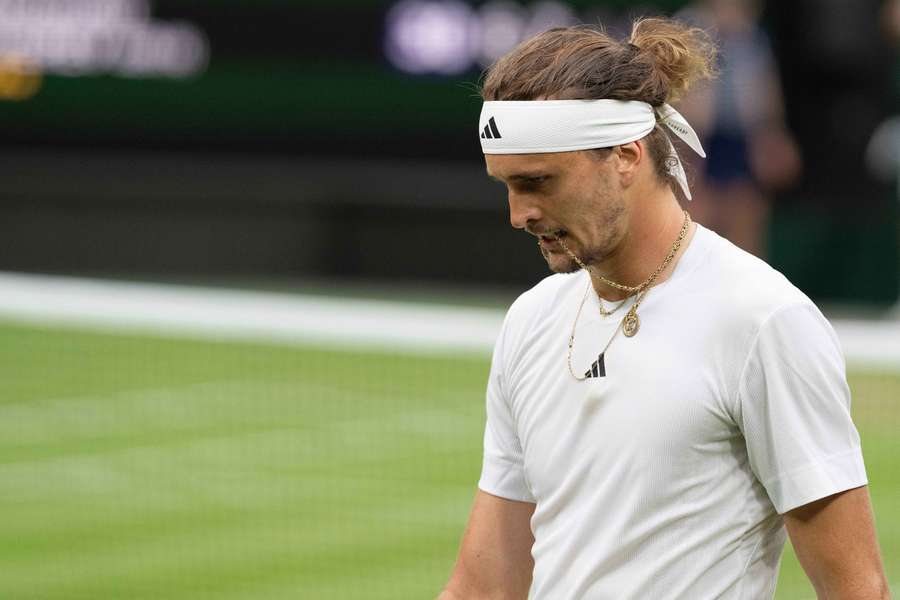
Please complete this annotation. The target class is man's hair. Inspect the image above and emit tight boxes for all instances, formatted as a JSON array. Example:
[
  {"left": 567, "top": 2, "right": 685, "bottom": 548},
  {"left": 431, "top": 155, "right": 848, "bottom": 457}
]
[{"left": 480, "top": 18, "right": 717, "bottom": 194}]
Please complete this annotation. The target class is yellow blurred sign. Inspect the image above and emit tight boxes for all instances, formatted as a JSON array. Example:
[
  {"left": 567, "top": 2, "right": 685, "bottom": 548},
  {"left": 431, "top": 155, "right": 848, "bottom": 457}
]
[{"left": 0, "top": 55, "right": 43, "bottom": 101}]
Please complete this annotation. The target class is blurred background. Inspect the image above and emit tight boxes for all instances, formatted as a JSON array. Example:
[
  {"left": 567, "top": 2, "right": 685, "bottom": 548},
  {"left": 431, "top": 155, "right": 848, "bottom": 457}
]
[{"left": 0, "top": 0, "right": 898, "bottom": 598}]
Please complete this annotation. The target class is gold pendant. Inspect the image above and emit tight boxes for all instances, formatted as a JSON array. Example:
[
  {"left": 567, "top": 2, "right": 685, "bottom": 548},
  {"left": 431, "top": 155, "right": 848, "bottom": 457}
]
[{"left": 622, "top": 311, "right": 639, "bottom": 337}]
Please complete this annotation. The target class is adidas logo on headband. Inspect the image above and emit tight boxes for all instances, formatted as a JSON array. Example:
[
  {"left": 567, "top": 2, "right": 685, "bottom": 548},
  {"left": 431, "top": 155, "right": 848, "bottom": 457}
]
[{"left": 481, "top": 116, "right": 502, "bottom": 139}]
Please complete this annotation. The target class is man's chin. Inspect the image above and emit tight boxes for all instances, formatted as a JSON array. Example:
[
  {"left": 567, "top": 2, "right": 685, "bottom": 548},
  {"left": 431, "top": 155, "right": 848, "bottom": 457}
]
[{"left": 544, "top": 253, "right": 581, "bottom": 274}]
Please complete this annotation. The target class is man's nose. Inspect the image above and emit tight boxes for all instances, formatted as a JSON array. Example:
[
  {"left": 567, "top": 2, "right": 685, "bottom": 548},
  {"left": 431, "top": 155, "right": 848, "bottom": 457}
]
[{"left": 508, "top": 192, "right": 542, "bottom": 230}]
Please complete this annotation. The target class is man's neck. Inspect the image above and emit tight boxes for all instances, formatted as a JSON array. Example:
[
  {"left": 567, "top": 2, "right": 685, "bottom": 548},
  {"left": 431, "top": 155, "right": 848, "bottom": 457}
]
[{"left": 589, "top": 189, "right": 695, "bottom": 302}]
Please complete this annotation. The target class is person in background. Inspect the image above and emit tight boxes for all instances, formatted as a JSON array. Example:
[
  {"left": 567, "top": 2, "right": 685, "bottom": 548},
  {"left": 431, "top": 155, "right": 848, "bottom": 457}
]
[{"left": 678, "top": 0, "right": 801, "bottom": 258}]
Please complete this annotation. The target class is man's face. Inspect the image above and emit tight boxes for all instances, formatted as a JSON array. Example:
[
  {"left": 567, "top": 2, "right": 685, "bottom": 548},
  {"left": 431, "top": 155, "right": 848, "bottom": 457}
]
[{"left": 486, "top": 150, "right": 628, "bottom": 273}]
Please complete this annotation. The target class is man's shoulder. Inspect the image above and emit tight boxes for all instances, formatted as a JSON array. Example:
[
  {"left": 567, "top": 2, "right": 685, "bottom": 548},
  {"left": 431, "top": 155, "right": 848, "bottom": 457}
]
[{"left": 698, "top": 227, "right": 815, "bottom": 325}]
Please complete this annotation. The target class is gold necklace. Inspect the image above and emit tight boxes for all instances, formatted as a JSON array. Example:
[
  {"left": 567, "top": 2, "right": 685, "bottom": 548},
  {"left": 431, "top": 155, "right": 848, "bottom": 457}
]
[
  {"left": 540, "top": 234, "right": 629, "bottom": 316},
  {"left": 596, "top": 296, "right": 627, "bottom": 317},
  {"left": 619, "top": 211, "right": 691, "bottom": 337},
  {"left": 556, "top": 210, "right": 691, "bottom": 296},
  {"left": 565, "top": 211, "right": 692, "bottom": 380},
  {"left": 567, "top": 282, "right": 626, "bottom": 380}
]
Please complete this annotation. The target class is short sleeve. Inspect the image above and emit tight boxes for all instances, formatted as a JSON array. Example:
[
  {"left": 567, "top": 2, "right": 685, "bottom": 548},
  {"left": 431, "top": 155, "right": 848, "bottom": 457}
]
[
  {"left": 736, "top": 302, "right": 868, "bottom": 514},
  {"left": 478, "top": 318, "right": 535, "bottom": 503}
]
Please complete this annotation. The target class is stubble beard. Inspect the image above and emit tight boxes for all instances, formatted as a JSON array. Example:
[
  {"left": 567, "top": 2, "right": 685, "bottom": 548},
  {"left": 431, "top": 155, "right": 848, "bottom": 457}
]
[{"left": 541, "top": 201, "right": 625, "bottom": 275}]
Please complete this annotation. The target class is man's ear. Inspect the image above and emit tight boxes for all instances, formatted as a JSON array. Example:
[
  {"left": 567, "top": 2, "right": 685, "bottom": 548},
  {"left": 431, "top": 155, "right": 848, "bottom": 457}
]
[{"left": 613, "top": 140, "right": 644, "bottom": 187}]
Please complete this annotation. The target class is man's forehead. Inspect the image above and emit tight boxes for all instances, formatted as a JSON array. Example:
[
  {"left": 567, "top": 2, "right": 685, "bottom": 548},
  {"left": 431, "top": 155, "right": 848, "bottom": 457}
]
[{"left": 484, "top": 152, "right": 571, "bottom": 180}]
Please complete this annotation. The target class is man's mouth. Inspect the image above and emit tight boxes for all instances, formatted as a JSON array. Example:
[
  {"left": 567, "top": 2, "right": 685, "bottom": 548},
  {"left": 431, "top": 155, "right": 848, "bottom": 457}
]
[{"left": 538, "top": 230, "right": 567, "bottom": 245}]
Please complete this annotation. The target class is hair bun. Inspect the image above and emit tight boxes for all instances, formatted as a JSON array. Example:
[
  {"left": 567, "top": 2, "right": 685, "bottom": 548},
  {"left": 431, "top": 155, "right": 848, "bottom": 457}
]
[{"left": 628, "top": 18, "right": 717, "bottom": 104}]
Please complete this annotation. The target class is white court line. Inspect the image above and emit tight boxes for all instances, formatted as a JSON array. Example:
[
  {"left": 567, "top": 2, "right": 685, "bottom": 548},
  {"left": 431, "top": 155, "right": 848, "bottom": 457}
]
[
  {"left": 830, "top": 319, "right": 900, "bottom": 371},
  {"left": 0, "top": 271, "right": 898, "bottom": 369},
  {"left": 0, "top": 272, "right": 501, "bottom": 355}
]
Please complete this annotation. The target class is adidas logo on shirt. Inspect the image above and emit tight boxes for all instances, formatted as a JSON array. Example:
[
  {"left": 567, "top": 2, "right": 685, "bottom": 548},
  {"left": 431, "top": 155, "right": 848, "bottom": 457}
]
[
  {"left": 584, "top": 353, "right": 606, "bottom": 379},
  {"left": 480, "top": 116, "right": 502, "bottom": 139}
]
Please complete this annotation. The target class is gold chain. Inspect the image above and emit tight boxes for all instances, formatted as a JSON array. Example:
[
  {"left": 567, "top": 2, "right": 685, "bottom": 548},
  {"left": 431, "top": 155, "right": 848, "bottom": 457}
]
[
  {"left": 540, "top": 234, "right": 628, "bottom": 316},
  {"left": 596, "top": 295, "right": 627, "bottom": 317},
  {"left": 565, "top": 211, "right": 692, "bottom": 379},
  {"left": 567, "top": 282, "right": 625, "bottom": 380},
  {"left": 556, "top": 210, "right": 691, "bottom": 295}
]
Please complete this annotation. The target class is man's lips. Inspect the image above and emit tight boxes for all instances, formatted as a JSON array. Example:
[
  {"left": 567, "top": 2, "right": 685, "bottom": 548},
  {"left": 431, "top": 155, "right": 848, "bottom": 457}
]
[
  {"left": 535, "top": 229, "right": 567, "bottom": 242},
  {"left": 537, "top": 230, "right": 568, "bottom": 250}
]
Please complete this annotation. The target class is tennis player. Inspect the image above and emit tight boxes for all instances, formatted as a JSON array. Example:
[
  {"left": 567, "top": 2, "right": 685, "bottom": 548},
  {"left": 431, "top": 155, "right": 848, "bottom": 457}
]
[{"left": 439, "top": 17, "right": 890, "bottom": 599}]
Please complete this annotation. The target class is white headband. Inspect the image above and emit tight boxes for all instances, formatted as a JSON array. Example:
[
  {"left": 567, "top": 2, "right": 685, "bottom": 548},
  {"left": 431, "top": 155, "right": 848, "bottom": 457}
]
[{"left": 478, "top": 100, "right": 705, "bottom": 200}]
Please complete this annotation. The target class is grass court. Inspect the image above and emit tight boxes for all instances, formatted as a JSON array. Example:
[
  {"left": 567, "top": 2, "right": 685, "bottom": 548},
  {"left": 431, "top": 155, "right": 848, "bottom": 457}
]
[{"left": 1, "top": 321, "right": 896, "bottom": 598}]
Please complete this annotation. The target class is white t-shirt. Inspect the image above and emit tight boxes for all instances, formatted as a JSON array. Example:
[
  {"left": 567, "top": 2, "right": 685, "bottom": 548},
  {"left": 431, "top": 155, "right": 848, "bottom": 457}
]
[{"left": 478, "top": 224, "right": 867, "bottom": 599}]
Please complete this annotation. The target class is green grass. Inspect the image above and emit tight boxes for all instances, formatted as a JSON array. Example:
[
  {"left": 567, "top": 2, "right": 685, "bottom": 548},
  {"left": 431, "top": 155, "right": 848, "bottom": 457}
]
[{"left": 0, "top": 321, "right": 896, "bottom": 599}]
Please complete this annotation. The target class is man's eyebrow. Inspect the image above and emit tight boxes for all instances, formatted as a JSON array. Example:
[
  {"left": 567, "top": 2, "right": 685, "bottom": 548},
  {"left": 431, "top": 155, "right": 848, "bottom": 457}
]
[{"left": 487, "top": 172, "right": 551, "bottom": 182}]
